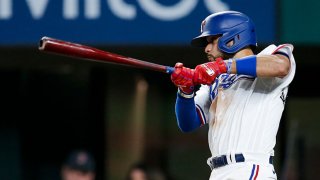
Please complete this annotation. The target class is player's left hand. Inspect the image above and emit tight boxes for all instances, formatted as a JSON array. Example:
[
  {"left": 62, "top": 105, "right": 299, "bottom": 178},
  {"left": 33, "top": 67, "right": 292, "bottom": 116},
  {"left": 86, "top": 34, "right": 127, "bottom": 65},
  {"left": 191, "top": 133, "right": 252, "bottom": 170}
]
[
  {"left": 171, "top": 62, "right": 195, "bottom": 94},
  {"left": 193, "top": 57, "right": 227, "bottom": 85}
]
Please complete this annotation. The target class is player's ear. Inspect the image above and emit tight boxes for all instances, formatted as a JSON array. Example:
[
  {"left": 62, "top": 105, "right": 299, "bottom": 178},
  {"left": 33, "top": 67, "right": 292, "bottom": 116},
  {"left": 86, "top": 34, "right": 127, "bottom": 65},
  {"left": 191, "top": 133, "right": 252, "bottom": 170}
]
[{"left": 226, "top": 39, "right": 235, "bottom": 47}]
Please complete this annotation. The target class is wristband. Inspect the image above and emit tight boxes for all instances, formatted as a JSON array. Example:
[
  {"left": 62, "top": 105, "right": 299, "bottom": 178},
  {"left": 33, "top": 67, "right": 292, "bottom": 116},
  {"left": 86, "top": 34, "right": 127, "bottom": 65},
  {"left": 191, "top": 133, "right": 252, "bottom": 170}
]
[
  {"left": 178, "top": 88, "right": 195, "bottom": 98},
  {"left": 226, "top": 58, "right": 233, "bottom": 74},
  {"left": 235, "top": 55, "right": 257, "bottom": 77}
]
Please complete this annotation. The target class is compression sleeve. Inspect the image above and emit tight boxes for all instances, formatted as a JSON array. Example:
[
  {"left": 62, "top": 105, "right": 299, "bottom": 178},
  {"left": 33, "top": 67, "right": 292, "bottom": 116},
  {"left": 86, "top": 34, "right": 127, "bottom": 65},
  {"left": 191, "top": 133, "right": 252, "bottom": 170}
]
[{"left": 175, "top": 93, "right": 202, "bottom": 132}]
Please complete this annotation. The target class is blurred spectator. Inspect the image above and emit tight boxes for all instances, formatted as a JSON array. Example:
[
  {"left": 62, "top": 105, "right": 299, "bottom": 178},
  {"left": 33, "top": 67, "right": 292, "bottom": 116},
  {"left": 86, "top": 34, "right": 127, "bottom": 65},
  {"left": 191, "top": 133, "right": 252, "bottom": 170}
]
[
  {"left": 61, "top": 149, "right": 96, "bottom": 180},
  {"left": 126, "top": 162, "right": 168, "bottom": 180}
]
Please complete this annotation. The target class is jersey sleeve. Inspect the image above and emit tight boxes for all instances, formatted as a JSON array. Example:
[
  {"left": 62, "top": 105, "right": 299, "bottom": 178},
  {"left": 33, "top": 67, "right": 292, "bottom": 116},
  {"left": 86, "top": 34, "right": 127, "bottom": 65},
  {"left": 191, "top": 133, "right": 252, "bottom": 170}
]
[
  {"left": 194, "top": 85, "right": 212, "bottom": 125},
  {"left": 272, "top": 44, "right": 296, "bottom": 89}
]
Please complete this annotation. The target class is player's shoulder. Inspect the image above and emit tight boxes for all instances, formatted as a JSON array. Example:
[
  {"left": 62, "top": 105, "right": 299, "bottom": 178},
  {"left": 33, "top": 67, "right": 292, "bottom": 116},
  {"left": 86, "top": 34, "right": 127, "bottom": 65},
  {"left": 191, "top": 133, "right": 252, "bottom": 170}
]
[
  {"left": 274, "top": 43, "right": 294, "bottom": 53},
  {"left": 258, "top": 43, "right": 294, "bottom": 55}
]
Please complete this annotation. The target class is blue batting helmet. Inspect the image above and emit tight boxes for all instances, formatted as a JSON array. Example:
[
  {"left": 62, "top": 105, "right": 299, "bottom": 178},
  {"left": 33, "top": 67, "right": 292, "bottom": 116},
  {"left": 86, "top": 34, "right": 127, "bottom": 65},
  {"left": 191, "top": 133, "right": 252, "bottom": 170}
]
[{"left": 191, "top": 11, "right": 257, "bottom": 54}]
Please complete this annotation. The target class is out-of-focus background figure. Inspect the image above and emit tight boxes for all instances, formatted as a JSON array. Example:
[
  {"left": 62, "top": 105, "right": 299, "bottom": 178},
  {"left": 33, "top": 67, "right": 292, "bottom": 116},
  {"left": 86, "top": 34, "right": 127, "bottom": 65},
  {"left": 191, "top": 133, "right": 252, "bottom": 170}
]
[
  {"left": 126, "top": 162, "right": 149, "bottom": 180},
  {"left": 126, "top": 162, "right": 168, "bottom": 180},
  {"left": 61, "top": 150, "right": 96, "bottom": 180}
]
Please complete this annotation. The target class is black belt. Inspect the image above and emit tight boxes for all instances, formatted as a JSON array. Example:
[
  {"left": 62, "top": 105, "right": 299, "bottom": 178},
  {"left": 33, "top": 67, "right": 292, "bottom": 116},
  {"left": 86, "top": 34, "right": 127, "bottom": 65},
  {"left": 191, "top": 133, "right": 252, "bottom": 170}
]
[{"left": 209, "top": 153, "right": 273, "bottom": 169}]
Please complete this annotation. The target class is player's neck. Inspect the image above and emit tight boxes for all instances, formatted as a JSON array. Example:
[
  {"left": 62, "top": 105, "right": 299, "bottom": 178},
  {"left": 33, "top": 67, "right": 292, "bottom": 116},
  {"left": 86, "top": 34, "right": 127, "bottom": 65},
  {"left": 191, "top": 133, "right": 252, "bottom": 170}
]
[{"left": 233, "top": 48, "right": 254, "bottom": 59}]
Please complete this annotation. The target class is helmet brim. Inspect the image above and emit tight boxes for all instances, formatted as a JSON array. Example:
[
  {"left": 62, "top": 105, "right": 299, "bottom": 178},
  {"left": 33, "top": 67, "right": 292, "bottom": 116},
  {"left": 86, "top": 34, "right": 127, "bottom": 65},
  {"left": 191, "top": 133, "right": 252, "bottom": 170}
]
[{"left": 191, "top": 36, "right": 208, "bottom": 47}]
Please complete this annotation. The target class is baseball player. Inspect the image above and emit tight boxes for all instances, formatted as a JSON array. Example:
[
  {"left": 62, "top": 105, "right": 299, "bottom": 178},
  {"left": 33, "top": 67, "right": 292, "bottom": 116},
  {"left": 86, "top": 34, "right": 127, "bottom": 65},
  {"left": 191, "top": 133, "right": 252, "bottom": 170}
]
[{"left": 171, "top": 11, "right": 296, "bottom": 179}]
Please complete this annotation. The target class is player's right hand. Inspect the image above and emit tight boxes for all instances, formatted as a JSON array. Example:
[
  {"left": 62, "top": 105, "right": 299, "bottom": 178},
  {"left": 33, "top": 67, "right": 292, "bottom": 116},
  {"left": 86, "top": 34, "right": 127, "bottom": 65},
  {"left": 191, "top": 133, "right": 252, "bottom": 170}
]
[
  {"left": 171, "top": 62, "right": 195, "bottom": 94},
  {"left": 193, "top": 57, "right": 227, "bottom": 85}
]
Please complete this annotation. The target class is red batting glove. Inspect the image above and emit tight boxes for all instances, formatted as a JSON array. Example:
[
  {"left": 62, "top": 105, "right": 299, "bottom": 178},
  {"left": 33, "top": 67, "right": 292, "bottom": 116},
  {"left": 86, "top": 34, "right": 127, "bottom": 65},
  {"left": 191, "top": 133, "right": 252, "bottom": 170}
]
[
  {"left": 193, "top": 57, "right": 227, "bottom": 85},
  {"left": 171, "top": 62, "right": 195, "bottom": 94}
]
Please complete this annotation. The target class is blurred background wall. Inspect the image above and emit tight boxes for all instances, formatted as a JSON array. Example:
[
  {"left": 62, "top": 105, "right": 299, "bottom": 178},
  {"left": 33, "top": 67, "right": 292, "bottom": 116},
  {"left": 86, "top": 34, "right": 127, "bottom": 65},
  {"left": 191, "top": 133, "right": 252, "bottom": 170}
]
[{"left": 0, "top": 0, "right": 319, "bottom": 180}]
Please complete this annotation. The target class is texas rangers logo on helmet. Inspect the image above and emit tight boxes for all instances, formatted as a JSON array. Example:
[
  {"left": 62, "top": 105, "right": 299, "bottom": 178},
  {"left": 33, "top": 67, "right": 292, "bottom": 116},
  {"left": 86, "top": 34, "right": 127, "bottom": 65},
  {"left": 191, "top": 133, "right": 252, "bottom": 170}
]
[{"left": 201, "top": 20, "right": 206, "bottom": 33}]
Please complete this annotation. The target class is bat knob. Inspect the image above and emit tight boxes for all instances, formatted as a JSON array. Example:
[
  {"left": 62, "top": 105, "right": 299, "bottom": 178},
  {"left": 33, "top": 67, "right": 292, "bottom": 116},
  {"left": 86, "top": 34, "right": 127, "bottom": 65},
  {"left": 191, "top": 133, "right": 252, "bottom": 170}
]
[{"left": 166, "top": 66, "right": 175, "bottom": 74}]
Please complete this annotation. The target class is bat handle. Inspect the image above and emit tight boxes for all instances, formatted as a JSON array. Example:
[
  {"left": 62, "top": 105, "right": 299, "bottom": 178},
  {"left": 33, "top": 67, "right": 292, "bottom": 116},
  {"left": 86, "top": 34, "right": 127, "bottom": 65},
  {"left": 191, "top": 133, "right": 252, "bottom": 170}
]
[{"left": 165, "top": 66, "right": 175, "bottom": 74}]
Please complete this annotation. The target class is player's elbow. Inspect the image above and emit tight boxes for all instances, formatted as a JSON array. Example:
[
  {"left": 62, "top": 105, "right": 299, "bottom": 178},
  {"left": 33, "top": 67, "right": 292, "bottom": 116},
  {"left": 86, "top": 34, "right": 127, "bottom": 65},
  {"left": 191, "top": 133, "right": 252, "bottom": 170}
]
[
  {"left": 272, "top": 57, "right": 290, "bottom": 78},
  {"left": 179, "top": 127, "right": 196, "bottom": 133},
  {"left": 178, "top": 122, "right": 199, "bottom": 133},
  {"left": 275, "top": 61, "right": 290, "bottom": 78},
  {"left": 178, "top": 126, "right": 192, "bottom": 133}
]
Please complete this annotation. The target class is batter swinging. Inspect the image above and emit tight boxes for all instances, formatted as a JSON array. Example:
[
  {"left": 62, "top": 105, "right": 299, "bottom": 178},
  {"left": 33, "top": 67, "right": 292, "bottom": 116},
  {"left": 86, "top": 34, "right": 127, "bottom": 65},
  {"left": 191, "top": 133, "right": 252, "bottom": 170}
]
[{"left": 171, "top": 11, "right": 296, "bottom": 179}]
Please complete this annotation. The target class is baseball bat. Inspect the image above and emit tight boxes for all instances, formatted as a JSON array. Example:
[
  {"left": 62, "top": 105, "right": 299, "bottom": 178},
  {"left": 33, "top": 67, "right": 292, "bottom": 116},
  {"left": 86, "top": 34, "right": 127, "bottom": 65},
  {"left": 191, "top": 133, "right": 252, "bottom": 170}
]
[{"left": 38, "top": 37, "right": 174, "bottom": 74}]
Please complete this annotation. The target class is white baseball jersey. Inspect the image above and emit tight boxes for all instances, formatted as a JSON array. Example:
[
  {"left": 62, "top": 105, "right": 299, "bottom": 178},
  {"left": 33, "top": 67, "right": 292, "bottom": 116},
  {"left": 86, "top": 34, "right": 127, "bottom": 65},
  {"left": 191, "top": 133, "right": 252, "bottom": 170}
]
[{"left": 194, "top": 44, "right": 296, "bottom": 159}]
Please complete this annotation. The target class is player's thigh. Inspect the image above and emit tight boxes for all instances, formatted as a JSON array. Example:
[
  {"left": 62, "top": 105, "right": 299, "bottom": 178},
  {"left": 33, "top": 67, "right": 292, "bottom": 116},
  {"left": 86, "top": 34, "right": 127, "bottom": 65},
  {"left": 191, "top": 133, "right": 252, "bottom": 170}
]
[
  {"left": 209, "top": 162, "right": 277, "bottom": 180},
  {"left": 252, "top": 163, "right": 277, "bottom": 180}
]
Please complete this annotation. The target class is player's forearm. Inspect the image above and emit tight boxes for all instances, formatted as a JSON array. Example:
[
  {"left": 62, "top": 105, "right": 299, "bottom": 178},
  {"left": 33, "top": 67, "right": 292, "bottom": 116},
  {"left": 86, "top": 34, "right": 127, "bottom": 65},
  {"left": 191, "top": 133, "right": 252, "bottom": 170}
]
[
  {"left": 175, "top": 94, "right": 202, "bottom": 132},
  {"left": 256, "top": 55, "right": 290, "bottom": 77},
  {"left": 226, "top": 55, "right": 290, "bottom": 78}
]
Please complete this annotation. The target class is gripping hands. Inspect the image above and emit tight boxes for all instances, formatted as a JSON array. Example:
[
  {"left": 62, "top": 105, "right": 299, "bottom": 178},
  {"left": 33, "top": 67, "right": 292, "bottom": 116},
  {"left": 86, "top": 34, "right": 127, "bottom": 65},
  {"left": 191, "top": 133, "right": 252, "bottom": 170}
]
[
  {"left": 171, "top": 63, "right": 195, "bottom": 94},
  {"left": 171, "top": 58, "right": 227, "bottom": 95}
]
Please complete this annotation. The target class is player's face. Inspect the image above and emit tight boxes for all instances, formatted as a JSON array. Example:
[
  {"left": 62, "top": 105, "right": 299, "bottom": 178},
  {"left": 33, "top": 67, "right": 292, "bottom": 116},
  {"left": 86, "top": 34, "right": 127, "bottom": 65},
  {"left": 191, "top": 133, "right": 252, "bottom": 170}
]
[
  {"left": 205, "top": 36, "right": 232, "bottom": 61},
  {"left": 205, "top": 36, "right": 223, "bottom": 62}
]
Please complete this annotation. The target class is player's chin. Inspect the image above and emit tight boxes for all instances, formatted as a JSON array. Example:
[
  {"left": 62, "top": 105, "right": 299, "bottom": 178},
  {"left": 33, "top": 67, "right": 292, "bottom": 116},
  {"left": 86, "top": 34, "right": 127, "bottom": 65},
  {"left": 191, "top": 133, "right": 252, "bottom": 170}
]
[
  {"left": 207, "top": 56, "right": 215, "bottom": 62},
  {"left": 213, "top": 55, "right": 225, "bottom": 61}
]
